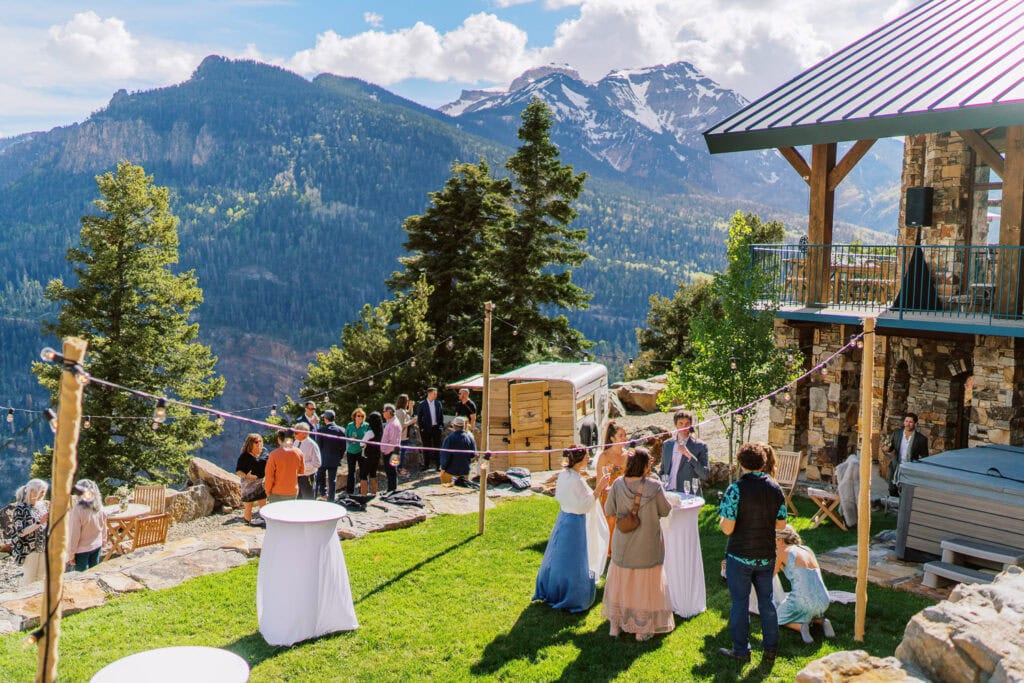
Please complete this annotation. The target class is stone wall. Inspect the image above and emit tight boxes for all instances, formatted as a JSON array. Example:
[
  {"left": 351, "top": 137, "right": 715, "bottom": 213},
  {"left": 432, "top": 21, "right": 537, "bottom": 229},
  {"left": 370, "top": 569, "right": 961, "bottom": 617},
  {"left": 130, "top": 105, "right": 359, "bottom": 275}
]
[
  {"left": 768, "top": 320, "right": 811, "bottom": 455},
  {"left": 970, "top": 335, "right": 1024, "bottom": 446}
]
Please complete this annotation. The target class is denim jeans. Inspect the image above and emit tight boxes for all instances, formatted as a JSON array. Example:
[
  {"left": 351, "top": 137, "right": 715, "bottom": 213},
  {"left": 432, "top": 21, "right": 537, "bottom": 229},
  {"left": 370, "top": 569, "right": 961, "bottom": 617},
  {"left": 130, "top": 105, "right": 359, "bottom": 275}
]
[
  {"left": 74, "top": 547, "right": 101, "bottom": 572},
  {"left": 725, "top": 554, "right": 779, "bottom": 654}
]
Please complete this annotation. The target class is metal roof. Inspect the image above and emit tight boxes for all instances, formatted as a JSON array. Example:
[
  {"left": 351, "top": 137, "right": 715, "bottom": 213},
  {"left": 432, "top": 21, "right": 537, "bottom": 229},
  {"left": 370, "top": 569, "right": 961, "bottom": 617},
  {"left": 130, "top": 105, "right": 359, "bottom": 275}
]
[
  {"left": 448, "top": 362, "right": 607, "bottom": 391},
  {"left": 704, "top": 0, "right": 1024, "bottom": 153}
]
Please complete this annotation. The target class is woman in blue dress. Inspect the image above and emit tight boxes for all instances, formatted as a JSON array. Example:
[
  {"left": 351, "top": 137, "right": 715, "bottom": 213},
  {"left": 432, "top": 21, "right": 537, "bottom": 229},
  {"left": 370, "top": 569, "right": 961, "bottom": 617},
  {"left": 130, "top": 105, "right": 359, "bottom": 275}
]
[
  {"left": 775, "top": 525, "right": 835, "bottom": 643},
  {"left": 533, "top": 445, "right": 611, "bottom": 612}
]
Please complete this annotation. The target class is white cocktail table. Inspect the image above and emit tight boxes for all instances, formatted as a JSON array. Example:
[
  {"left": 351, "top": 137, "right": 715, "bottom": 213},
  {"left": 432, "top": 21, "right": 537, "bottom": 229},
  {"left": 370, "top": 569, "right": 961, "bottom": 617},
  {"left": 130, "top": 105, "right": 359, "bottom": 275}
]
[
  {"left": 91, "top": 645, "right": 249, "bottom": 682},
  {"left": 257, "top": 500, "right": 358, "bottom": 645},
  {"left": 661, "top": 495, "right": 707, "bottom": 618}
]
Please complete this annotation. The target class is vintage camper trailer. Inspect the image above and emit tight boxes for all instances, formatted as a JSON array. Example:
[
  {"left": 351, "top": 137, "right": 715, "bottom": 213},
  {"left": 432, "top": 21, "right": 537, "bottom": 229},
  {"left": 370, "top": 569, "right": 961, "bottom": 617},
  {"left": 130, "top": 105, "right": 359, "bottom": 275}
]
[{"left": 449, "top": 362, "right": 609, "bottom": 472}]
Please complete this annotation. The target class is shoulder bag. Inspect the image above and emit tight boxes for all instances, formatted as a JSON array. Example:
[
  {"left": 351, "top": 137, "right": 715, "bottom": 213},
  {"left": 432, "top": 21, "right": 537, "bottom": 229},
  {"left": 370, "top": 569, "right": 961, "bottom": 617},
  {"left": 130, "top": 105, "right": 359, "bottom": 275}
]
[{"left": 616, "top": 482, "right": 643, "bottom": 533}]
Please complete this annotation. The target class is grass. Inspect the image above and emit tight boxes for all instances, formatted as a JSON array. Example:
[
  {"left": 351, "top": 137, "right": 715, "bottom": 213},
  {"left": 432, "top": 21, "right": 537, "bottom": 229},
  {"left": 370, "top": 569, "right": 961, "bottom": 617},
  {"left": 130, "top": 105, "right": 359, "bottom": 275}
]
[{"left": 0, "top": 494, "right": 932, "bottom": 682}]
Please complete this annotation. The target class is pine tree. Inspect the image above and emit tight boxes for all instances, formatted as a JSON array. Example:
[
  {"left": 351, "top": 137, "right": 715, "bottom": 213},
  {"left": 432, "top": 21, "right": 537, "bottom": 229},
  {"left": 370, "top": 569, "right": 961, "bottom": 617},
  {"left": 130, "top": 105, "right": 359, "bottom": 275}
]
[
  {"left": 300, "top": 276, "right": 434, "bottom": 418},
  {"left": 488, "top": 98, "right": 592, "bottom": 369},
  {"left": 387, "top": 160, "right": 513, "bottom": 383},
  {"left": 32, "top": 162, "right": 224, "bottom": 486}
]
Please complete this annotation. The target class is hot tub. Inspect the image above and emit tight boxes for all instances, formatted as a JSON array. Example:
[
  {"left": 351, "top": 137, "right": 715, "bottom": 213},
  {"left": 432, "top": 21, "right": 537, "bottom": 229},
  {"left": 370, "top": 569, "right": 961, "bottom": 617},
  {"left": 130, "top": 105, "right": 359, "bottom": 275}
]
[{"left": 895, "top": 444, "right": 1024, "bottom": 560}]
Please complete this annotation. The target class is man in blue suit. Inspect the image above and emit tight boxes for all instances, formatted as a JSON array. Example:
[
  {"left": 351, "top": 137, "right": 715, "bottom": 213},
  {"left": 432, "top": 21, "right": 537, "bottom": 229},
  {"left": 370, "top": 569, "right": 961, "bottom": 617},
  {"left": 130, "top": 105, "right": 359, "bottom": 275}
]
[
  {"left": 659, "top": 409, "right": 709, "bottom": 491},
  {"left": 416, "top": 387, "right": 444, "bottom": 471}
]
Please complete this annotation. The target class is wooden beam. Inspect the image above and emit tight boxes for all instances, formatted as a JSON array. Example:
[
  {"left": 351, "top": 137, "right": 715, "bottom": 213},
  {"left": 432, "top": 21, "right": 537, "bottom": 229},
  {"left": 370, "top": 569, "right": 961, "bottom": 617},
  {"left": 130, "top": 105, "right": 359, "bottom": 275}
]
[
  {"left": 778, "top": 147, "right": 811, "bottom": 185},
  {"left": 958, "top": 129, "right": 1005, "bottom": 180},
  {"left": 805, "top": 143, "right": 837, "bottom": 306},
  {"left": 828, "top": 139, "right": 877, "bottom": 192},
  {"left": 996, "top": 125, "right": 1024, "bottom": 316},
  {"left": 855, "top": 317, "right": 875, "bottom": 642}
]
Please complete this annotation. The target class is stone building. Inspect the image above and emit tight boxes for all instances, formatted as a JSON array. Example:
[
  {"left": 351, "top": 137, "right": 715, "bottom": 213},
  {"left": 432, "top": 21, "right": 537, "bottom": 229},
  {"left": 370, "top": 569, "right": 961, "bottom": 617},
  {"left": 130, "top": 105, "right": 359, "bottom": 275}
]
[{"left": 704, "top": 0, "right": 1024, "bottom": 478}]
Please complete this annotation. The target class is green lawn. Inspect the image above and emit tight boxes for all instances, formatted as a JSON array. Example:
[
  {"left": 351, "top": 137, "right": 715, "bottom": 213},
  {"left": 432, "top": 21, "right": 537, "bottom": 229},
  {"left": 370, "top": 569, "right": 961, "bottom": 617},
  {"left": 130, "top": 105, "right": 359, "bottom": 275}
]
[{"left": 0, "top": 495, "right": 931, "bottom": 682}]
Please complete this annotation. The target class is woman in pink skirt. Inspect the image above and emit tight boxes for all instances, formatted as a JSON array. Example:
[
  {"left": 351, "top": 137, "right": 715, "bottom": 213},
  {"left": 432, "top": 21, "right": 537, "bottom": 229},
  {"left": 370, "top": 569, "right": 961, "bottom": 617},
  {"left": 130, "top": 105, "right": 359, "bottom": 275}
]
[{"left": 602, "top": 447, "right": 674, "bottom": 641}]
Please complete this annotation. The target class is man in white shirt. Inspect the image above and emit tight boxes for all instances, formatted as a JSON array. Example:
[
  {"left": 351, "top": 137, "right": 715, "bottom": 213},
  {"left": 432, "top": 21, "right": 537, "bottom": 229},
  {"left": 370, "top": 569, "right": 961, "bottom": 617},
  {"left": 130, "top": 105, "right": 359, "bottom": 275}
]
[
  {"left": 293, "top": 422, "right": 322, "bottom": 500},
  {"left": 659, "top": 409, "right": 709, "bottom": 492}
]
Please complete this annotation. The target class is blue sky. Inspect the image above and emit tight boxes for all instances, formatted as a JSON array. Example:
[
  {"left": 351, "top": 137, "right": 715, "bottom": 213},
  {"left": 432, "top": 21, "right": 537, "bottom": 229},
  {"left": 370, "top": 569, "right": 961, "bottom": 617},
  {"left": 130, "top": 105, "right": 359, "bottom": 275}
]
[{"left": 1, "top": 1, "right": 915, "bottom": 137}]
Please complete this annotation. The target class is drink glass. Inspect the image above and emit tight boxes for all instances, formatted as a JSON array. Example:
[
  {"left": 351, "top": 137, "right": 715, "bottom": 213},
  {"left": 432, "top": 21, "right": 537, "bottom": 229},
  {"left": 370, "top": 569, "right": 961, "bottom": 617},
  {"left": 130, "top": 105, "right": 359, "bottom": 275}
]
[
  {"left": 683, "top": 480, "right": 692, "bottom": 497},
  {"left": 660, "top": 473, "right": 670, "bottom": 488},
  {"left": 692, "top": 478, "right": 701, "bottom": 497}
]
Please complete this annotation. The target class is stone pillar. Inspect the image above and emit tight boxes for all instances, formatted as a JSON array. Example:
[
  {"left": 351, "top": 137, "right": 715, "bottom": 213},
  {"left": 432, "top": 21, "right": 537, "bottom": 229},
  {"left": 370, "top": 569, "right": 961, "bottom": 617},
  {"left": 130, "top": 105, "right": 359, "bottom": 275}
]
[
  {"left": 806, "top": 324, "right": 847, "bottom": 479},
  {"left": 768, "top": 321, "right": 811, "bottom": 454},
  {"left": 970, "top": 335, "right": 1024, "bottom": 446}
]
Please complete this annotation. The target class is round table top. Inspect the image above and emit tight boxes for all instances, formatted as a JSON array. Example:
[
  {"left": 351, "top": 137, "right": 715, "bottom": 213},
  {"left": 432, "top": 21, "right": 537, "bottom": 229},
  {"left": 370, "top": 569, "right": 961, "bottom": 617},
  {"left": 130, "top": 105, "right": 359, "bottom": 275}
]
[
  {"left": 91, "top": 646, "right": 249, "bottom": 682},
  {"left": 102, "top": 503, "right": 151, "bottom": 520},
  {"left": 260, "top": 500, "right": 347, "bottom": 524},
  {"left": 665, "top": 494, "right": 705, "bottom": 511}
]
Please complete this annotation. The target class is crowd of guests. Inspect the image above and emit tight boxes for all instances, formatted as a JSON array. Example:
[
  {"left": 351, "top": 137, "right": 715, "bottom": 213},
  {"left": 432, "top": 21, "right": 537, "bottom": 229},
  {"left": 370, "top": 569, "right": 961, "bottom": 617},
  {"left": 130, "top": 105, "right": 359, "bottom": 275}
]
[{"left": 533, "top": 413, "right": 836, "bottom": 659}]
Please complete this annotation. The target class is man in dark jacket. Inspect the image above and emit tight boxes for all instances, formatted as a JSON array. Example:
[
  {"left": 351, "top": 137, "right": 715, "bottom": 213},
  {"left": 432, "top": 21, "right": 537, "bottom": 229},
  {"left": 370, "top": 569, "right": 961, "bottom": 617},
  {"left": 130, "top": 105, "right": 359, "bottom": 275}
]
[
  {"left": 439, "top": 416, "right": 476, "bottom": 486},
  {"left": 718, "top": 442, "right": 787, "bottom": 664},
  {"left": 659, "top": 409, "right": 709, "bottom": 492},
  {"left": 315, "top": 410, "right": 346, "bottom": 501},
  {"left": 881, "top": 412, "right": 929, "bottom": 496},
  {"left": 416, "top": 387, "right": 444, "bottom": 471}
]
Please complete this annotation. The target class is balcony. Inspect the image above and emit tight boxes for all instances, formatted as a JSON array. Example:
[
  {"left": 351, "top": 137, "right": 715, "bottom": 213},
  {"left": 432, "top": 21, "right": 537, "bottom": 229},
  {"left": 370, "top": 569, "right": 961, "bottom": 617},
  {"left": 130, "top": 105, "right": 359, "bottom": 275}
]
[{"left": 752, "top": 243, "right": 1024, "bottom": 336}]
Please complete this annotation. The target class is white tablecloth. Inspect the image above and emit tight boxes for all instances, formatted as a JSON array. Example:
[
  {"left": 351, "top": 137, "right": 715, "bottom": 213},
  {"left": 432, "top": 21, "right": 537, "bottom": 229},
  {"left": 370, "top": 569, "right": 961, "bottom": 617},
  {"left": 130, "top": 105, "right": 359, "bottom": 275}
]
[
  {"left": 91, "top": 646, "right": 249, "bottom": 682},
  {"left": 661, "top": 495, "right": 706, "bottom": 618},
  {"left": 257, "top": 500, "right": 358, "bottom": 646}
]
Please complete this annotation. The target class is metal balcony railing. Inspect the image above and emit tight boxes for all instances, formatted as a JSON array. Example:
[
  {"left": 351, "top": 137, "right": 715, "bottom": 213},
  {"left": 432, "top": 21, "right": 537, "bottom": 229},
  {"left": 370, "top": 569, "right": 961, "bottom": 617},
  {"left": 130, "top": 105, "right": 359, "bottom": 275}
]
[{"left": 751, "top": 243, "right": 1024, "bottom": 322}]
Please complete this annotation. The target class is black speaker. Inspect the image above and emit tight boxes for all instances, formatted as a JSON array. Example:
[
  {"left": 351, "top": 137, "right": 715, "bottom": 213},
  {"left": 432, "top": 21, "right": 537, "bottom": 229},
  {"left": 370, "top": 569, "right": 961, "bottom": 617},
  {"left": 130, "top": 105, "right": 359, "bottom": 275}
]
[{"left": 905, "top": 186, "right": 933, "bottom": 227}]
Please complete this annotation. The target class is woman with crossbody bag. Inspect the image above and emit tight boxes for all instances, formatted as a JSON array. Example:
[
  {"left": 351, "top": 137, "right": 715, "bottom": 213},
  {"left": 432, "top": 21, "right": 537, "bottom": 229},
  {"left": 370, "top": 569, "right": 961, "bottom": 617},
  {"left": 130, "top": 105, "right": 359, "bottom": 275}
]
[{"left": 602, "top": 447, "right": 674, "bottom": 641}]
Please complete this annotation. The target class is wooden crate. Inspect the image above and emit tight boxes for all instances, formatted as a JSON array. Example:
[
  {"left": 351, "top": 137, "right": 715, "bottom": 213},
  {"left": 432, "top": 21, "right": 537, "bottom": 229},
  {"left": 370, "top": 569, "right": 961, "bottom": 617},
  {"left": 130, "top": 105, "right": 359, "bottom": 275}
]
[
  {"left": 488, "top": 452, "right": 510, "bottom": 471},
  {"left": 509, "top": 453, "right": 548, "bottom": 472}
]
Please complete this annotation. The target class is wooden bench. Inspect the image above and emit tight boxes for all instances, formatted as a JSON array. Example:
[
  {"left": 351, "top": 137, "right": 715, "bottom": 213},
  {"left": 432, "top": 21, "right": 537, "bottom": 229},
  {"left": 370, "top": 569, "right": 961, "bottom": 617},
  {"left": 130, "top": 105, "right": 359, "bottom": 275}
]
[
  {"left": 922, "top": 561, "right": 996, "bottom": 588},
  {"left": 940, "top": 537, "right": 1024, "bottom": 569}
]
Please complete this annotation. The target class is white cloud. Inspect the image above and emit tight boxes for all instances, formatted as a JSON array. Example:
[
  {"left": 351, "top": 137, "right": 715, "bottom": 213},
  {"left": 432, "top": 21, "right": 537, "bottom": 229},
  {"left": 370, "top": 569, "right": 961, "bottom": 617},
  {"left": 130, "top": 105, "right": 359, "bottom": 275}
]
[
  {"left": 363, "top": 12, "right": 383, "bottom": 28},
  {"left": 288, "top": 12, "right": 531, "bottom": 84}
]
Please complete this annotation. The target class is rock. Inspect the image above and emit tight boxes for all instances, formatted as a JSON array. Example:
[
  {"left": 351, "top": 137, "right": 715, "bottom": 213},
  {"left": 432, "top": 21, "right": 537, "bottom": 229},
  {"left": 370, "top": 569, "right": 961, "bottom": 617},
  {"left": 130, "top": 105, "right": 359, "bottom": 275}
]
[
  {"left": 1, "top": 579, "right": 108, "bottom": 625},
  {"left": 533, "top": 472, "right": 559, "bottom": 496},
  {"left": 896, "top": 567, "right": 1024, "bottom": 683},
  {"left": 166, "top": 484, "right": 216, "bottom": 524},
  {"left": 797, "top": 650, "right": 929, "bottom": 682},
  {"left": 97, "top": 572, "right": 146, "bottom": 593},
  {"left": 613, "top": 380, "right": 665, "bottom": 413},
  {"left": 126, "top": 548, "right": 248, "bottom": 591},
  {"left": 187, "top": 457, "right": 241, "bottom": 509},
  {"left": 606, "top": 392, "right": 627, "bottom": 418},
  {"left": 706, "top": 461, "right": 735, "bottom": 486}
]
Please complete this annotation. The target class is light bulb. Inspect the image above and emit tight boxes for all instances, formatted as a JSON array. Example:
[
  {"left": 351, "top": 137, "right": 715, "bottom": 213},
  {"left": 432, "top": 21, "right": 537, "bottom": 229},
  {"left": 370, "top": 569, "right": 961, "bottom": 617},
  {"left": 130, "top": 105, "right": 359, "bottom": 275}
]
[
  {"left": 151, "top": 422, "right": 160, "bottom": 431},
  {"left": 215, "top": 416, "right": 225, "bottom": 427},
  {"left": 368, "top": 379, "right": 375, "bottom": 387},
  {"left": 735, "top": 412, "right": 745, "bottom": 424},
  {"left": 446, "top": 338, "right": 454, "bottom": 350},
  {"left": 410, "top": 358, "right": 416, "bottom": 368},
  {"left": 627, "top": 357, "right": 635, "bottom": 370},
  {"left": 43, "top": 408, "right": 57, "bottom": 433},
  {"left": 512, "top": 329, "right": 519, "bottom": 336},
  {"left": 784, "top": 391, "right": 792, "bottom": 402},
  {"left": 153, "top": 398, "right": 167, "bottom": 424},
  {"left": 40, "top": 347, "right": 58, "bottom": 363},
  {"left": 5, "top": 408, "right": 12, "bottom": 424},
  {"left": 729, "top": 358, "right": 738, "bottom": 371},
  {"left": 857, "top": 339, "right": 864, "bottom": 350},
  {"left": 270, "top": 404, "right": 278, "bottom": 418},
  {"left": 83, "top": 418, "right": 91, "bottom": 430},
  {"left": 820, "top": 365, "right": 828, "bottom": 376}
]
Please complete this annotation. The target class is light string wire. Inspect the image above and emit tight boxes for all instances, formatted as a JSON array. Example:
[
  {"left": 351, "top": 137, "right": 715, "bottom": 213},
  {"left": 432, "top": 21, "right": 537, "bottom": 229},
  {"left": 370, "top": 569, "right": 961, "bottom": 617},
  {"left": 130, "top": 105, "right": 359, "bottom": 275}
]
[{"left": 35, "top": 332, "right": 865, "bottom": 456}]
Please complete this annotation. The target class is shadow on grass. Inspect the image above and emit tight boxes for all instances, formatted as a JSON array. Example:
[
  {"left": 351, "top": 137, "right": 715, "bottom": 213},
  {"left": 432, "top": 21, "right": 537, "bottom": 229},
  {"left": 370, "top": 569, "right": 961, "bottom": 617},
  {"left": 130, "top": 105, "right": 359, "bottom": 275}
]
[
  {"left": 223, "top": 627, "right": 354, "bottom": 670},
  {"left": 691, "top": 625, "right": 781, "bottom": 683},
  {"left": 470, "top": 600, "right": 657, "bottom": 682},
  {"left": 523, "top": 539, "right": 549, "bottom": 554},
  {"left": 355, "top": 534, "right": 477, "bottom": 605}
]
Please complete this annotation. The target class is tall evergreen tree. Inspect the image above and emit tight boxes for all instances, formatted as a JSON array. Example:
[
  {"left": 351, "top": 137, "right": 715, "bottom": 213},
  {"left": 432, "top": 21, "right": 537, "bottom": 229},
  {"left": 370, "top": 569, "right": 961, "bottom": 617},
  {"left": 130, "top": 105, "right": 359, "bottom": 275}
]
[
  {"left": 32, "top": 162, "right": 224, "bottom": 486},
  {"left": 487, "top": 98, "right": 592, "bottom": 369},
  {"left": 387, "top": 160, "right": 514, "bottom": 383}
]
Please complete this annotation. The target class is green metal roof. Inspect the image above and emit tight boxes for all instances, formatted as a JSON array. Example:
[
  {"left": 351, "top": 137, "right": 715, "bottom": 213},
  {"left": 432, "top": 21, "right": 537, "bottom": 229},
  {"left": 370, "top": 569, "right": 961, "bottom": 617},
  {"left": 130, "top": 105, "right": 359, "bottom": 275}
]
[{"left": 704, "top": 0, "right": 1024, "bottom": 154}]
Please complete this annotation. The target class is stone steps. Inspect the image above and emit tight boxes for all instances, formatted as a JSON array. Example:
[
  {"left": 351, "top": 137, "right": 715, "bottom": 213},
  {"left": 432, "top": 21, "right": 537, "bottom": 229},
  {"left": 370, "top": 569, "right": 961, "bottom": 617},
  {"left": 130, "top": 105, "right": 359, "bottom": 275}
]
[{"left": 922, "top": 561, "right": 996, "bottom": 588}]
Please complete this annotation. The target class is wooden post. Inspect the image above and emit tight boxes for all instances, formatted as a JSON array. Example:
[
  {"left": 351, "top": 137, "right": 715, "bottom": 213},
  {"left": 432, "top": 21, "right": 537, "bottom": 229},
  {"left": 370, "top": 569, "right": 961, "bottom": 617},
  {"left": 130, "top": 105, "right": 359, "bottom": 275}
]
[
  {"left": 806, "top": 143, "right": 837, "bottom": 306},
  {"left": 37, "top": 337, "right": 88, "bottom": 683},
  {"left": 855, "top": 318, "right": 875, "bottom": 642},
  {"left": 998, "top": 125, "right": 1024, "bottom": 316},
  {"left": 478, "top": 302, "right": 494, "bottom": 535}
]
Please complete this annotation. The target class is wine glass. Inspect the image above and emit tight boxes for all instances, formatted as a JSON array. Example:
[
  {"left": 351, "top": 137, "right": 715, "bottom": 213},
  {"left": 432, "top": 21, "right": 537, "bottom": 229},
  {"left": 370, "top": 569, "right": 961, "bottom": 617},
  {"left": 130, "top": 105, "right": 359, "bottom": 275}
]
[
  {"left": 683, "top": 480, "right": 692, "bottom": 497},
  {"left": 660, "top": 472, "right": 670, "bottom": 488},
  {"left": 692, "top": 477, "right": 701, "bottom": 497}
]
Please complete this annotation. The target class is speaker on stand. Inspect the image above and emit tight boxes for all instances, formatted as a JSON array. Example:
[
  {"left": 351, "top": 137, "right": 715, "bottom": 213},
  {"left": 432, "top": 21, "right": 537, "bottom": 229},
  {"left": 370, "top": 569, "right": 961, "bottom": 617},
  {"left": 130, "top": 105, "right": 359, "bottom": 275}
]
[{"left": 905, "top": 187, "right": 933, "bottom": 228}]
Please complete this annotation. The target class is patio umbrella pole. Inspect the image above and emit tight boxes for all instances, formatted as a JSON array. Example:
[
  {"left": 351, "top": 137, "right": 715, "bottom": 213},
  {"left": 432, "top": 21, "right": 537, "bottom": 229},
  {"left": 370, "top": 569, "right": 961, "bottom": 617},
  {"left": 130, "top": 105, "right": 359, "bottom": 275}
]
[
  {"left": 855, "top": 318, "right": 875, "bottom": 642},
  {"left": 37, "top": 337, "right": 88, "bottom": 683}
]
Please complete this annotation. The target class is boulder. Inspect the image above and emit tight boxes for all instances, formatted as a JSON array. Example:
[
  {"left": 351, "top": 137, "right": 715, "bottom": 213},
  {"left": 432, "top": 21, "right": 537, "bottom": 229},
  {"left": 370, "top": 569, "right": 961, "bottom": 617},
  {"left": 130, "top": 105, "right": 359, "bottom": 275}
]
[
  {"left": 613, "top": 380, "right": 665, "bottom": 413},
  {"left": 797, "top": 650, "right": 929, "bottom": 682},
  {"left": 606, "top": 392, "right": 627, "bottom": 418},
  {"left": 188, "top": 457, "right": 241, "bottom": 509},
  {"left": 167, "top": 484, "right": 216, "bottom": 523},
  {"left": 896, "top": 566, "right": 1024, "bottom": 683}
]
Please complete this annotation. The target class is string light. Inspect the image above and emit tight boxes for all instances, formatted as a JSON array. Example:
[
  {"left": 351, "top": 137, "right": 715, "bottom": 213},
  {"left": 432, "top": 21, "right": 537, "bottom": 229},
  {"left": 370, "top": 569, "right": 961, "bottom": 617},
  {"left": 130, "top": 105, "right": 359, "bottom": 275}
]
[
  {"left": 43, "top": 408, "right": 57, "bottom": 433},
  {"left": 270, "top": 404, "right": 278, "bottom": 418},
  {"left": 152, "top": 398, "right": 167, "bottom": 424},
  {"left": 784, "top": 390, "right": 792, "bottom": 402},
  {"left": 627, "top": 358, "right": 635, "bottom": 371},
  {"left": 39, "top": 347, "right": 59, "bottom": 363},
  {"left": 5, "top": 408, "right": 12, "bottom": 424},
  {"left": 729, "top": 357, "right": 738, "bottom": 371},
  {"left": 446, "top": 338, "right": 454, "bottom": 350},
  {"left": 368, "top": 379, "right": 374, "bottom": 387},
  {"left": 215, "top": 417, "right": 225, "bottom": 427},
  {"left": 409, "top": 359, "right": 416, "bottom": 368},
  {"left": 83, "top": 418, "right": 91, "bottom": 430}
]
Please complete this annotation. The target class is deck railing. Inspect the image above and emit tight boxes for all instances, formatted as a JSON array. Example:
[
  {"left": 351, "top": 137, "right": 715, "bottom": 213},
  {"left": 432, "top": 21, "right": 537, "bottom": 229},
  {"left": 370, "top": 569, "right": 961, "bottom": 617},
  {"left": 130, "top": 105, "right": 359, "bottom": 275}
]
[{"left": 752, "top": 243, "right": 1024, "bottom": 322}]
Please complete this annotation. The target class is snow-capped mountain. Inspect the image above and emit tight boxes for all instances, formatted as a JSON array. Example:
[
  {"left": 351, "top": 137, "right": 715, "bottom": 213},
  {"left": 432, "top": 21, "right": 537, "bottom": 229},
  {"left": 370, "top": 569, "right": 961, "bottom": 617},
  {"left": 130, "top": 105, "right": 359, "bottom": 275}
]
[{"left": 443, "top": 62, "right": 900, "bottom": 231}]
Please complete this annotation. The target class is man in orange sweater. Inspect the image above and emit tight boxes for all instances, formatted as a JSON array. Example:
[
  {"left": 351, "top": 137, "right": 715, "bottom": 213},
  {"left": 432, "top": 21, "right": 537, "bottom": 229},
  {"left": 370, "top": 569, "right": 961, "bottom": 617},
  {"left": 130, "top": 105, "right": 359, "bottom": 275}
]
[{"left": 263, "top": 429, "right": 304, "bottom": 503}]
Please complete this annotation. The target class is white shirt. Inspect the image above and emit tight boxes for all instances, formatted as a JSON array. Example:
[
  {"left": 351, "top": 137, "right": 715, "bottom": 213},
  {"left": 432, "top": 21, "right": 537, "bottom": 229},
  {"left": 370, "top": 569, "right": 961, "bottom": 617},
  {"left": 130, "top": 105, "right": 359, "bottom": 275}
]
[
  {"left": 430, "top": 400, "right": 439, "bottom": 426},
  {"left": 295, "top": 437, "right": 322, "bottom": 476},
  {"left": 899, "top": 431, "right": 914, "bottom": 464},
  {"left": 667, "top": 438, "right": 691, "bottom": 490}
]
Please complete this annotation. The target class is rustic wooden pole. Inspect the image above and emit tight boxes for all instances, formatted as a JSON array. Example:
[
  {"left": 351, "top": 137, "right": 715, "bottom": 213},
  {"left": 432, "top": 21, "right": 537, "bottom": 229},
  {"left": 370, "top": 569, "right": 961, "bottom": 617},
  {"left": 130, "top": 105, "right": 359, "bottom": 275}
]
[
  {"left": 37, "top": 337, "right": 88, "bottom": 683},
  {"left": 478, "top": 302, "right": 494, "bottom": 535},
  {"left": 855, "top": 318, "right": 875, "bottom": 642}
]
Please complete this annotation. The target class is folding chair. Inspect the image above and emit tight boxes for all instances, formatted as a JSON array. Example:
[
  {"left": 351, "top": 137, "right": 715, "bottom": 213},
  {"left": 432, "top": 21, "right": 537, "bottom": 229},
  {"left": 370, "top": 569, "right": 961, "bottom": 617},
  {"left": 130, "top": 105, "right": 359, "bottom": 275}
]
[
  {"left": 130, "top": 513, "right": 171, "bottom": 551},
  {"left": 774, "top": 450, "right": 802, "bottom": 515},
  {"left": 131, "top": 485, "right": 167, "bottom": 514},
  {"left": 806, "top": 487, "right": 848, "bottom": 531}
]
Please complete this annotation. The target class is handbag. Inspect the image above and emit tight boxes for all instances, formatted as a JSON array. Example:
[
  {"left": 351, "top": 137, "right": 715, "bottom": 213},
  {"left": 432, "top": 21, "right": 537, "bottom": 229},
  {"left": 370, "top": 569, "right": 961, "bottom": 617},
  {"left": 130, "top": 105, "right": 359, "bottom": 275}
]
[
  {"left": 240, "top": 477, "right": 266, "bottom": 503},
  {"left": 616, "top": 484, "right": 643, "bottom": 533}
]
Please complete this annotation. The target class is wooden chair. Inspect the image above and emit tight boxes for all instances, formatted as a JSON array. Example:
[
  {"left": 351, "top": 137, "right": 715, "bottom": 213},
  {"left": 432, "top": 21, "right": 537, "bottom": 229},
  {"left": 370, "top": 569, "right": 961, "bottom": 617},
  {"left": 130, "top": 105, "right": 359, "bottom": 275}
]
[
  {"left": 806, "top": 487, "right": 848, "bottom": 531},
  {"left": 775, "top": 450, "right": 802, "bottom": 515},
  {"left": 130, "top": 513, "right": 170, "bottom": 551},
  {"left": 131, "top": 485, "right": 166, "bottom": 514}
]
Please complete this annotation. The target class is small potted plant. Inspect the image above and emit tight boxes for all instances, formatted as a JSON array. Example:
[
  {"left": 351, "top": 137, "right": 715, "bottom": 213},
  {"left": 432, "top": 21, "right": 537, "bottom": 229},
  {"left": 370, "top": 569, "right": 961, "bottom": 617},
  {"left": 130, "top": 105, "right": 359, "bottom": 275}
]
[{"left": 116, "top": 486, "right": 129, "bottom": 512}]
